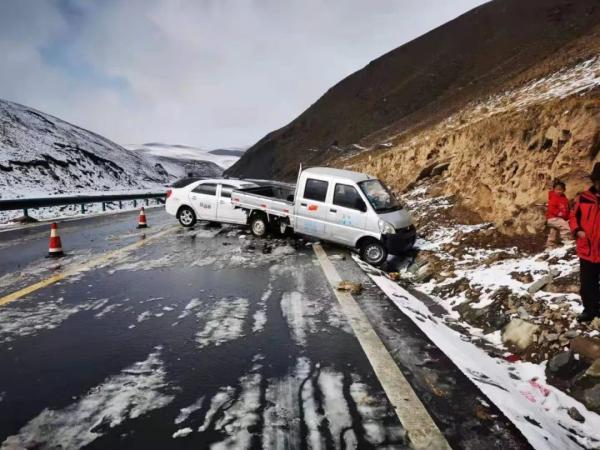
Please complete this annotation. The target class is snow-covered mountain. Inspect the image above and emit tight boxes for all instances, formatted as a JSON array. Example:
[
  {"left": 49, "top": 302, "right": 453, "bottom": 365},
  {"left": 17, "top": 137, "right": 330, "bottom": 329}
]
[
  {"left": 0, "top": 99, "right": 170, "bottom": 199},
  {"left": 128, "top": 143, "right": 245, "bottom": 179}
]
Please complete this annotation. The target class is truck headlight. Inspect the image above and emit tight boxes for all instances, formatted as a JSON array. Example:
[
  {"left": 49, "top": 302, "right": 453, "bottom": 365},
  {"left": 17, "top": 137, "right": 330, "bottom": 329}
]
[{"left": 378, "top": 219, "right": 395, "bottom": 235}]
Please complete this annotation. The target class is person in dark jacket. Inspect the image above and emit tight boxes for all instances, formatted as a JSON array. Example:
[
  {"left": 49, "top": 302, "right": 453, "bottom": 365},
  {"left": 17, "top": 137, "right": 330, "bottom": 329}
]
[
  {"left": 569, "top": 163, "right": 600, "bottom": 322},
  {"left": 546, "top": 180, "right": 571, "bottom": 248}
]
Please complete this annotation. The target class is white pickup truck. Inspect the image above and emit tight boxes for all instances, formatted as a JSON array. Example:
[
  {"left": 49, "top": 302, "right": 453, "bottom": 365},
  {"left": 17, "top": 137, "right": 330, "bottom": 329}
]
[{"left": 232, "top": 167, "right": 416, "bottom": 266}]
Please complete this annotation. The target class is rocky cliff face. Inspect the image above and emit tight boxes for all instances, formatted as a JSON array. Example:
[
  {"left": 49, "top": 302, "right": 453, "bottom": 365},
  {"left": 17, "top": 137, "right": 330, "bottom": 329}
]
[{"left": 344, "top": 57, "right": 600, "bottom": 234}]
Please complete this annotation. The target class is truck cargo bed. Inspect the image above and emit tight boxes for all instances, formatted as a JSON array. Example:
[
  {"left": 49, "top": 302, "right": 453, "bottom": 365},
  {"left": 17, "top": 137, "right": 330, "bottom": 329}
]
[{"left": 231, "top": 185, "right": 295, "bottom": 218}]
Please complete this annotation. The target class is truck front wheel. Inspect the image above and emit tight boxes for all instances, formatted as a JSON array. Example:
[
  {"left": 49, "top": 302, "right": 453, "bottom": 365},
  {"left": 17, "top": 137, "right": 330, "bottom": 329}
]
[
  {"left": 250, "top": 215, "right": 268, "bottom": 237},
  {"left": 360, "top": 240, "right": 388, "bottom": 266}
]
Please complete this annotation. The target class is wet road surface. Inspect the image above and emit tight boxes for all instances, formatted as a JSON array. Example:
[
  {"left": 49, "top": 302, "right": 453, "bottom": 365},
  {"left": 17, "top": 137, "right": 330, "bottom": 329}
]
[{"left": 0, "top": 210, "right": 530, "bottom": 449}]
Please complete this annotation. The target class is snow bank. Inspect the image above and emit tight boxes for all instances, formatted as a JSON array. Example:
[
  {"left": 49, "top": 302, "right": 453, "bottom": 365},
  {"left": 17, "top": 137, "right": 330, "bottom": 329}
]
[{"left": 359, "top": 258, "right": 600, "bottom": 449}]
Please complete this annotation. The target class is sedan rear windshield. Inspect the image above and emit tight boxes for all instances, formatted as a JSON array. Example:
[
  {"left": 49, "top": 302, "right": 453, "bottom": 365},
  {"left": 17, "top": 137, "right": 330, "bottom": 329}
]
[{"left": 358, "top": 180, "right": 402, "bottom": 213}]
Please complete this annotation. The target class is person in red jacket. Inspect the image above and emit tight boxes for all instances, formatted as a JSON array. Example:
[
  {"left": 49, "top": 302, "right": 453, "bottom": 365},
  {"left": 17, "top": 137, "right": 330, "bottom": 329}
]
[
  {"left": 569, "top": 163, "right": 600, "bottom": 322},
  {"left": 546, "top": 180, "right": 571, "bottom": 248}
]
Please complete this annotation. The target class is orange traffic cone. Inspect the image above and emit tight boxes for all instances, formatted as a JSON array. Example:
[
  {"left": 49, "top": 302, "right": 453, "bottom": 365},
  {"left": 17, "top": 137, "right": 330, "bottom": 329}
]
[
  {"left": 137, "top": 207, "right": 148, "bottom": 229},
  {"left": 48, "top": 222, "right": 64, "bottom": 257}
]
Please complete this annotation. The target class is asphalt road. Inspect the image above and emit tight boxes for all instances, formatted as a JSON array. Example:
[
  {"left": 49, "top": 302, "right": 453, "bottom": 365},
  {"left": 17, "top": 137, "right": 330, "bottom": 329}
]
[{"left": 0, "top": 209, "right": 530, "bottom": 449}]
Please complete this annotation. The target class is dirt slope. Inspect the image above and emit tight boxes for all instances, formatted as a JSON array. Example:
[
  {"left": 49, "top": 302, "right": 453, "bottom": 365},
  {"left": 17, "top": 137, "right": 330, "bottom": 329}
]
[{"left": 226, "top": 0, "right": 600, "bottom": 180}]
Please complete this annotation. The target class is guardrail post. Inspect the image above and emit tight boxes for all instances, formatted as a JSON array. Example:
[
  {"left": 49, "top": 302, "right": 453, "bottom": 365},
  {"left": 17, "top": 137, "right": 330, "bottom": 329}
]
[
  {"left": 81, "top": 204, "right": 86, "bottom": 214},
  {"left": 119, "top": 200, "right": 123, "bottom": 209},
  {"left": 145, "top": 198, "right": 149, "bottom": 206},
  {"left": 133, "top": 199, "right": 137, "bottom": 208},
  {"left": 23, "top": 208, "right": 29, "bottom": 218},
  {"left": 102, "top": 202, "right": 106, "bottom": 212}
]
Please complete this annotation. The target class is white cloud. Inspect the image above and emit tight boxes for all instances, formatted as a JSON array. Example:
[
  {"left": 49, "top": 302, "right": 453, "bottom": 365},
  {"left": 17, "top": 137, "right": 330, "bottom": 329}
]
[{"left": 0, "top": 0, "right": 488, "bottom": 148}]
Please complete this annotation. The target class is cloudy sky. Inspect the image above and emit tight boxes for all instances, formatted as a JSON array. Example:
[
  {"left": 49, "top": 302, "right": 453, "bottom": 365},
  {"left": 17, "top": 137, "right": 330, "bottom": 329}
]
[{"left": 0, "top": 0, "right": 488, "bottom": 148}]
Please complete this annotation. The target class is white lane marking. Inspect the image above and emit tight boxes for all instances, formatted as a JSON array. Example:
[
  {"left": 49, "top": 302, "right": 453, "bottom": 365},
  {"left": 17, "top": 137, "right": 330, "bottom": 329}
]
[{"left": 313, "top": 244, "right": 450, "bottom": 450}]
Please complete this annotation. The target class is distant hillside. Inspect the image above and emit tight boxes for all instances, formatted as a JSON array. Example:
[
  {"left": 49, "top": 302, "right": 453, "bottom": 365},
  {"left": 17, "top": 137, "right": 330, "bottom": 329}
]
[
  {"left": 0, "top": 99, "right": 169, "bottom": 199},
  {"left": 129, "top": 143, "right": 244, "bottom": 177},
  {"left": 227, "top": 0, "right": 600, "bottom": 180}
]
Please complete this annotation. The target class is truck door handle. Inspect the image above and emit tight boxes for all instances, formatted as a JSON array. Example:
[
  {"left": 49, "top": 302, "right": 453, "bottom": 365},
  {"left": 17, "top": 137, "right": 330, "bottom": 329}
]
[
  {"left": 300, "top": 203, "right": 307, "bottom": 207},
  {"left": 330, "top": 208, "right": 337, "bottom": 213}
]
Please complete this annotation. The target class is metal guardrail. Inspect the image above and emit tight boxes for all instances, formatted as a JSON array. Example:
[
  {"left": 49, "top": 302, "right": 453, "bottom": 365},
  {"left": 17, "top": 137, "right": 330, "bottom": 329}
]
[{"left": 0, "top": 192, "right": 167, "bottom": 217}]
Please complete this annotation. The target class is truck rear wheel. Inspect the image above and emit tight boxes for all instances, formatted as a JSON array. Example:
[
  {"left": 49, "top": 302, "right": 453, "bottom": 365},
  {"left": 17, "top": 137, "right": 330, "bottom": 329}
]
[
  {"left": 360, "top": 240, "right": 387, "bottom": 266},
  {"left": 250, "top": 215, "right": 268, "bottom": 237}
]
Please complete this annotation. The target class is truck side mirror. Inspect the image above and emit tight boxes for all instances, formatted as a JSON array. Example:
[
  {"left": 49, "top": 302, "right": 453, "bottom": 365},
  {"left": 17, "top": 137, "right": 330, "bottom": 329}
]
[{"left": 355, "top": 198, "right": 367, "bottom": 212}]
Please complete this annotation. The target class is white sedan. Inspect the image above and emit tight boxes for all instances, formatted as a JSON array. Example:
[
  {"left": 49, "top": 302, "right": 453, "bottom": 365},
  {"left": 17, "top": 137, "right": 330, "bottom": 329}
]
[{"left": 166, "top": 178, "right": 258, "bottom": 227}]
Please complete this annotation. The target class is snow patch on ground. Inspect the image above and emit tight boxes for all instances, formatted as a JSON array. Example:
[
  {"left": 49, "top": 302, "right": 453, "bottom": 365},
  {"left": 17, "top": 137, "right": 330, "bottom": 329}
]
[
  {"left": 191, "top": 256, "right": 217, "bottom": 268},
  {"left": 252, "top": 310, "right": 267, "bottom": 333},
  {"left": 172, "top": 427, "right": 193, "bottom": 439},
  {"left": 196, "top": 297, "right": 249, "bottom": 348},
  {"left": 198, "top": 387, "right": 236, "bottom": 432},
  {"left": 211, "top": 373, "right": 262, "bottom": 449},
  {"left": 175, "top": 397, "right": 205, "bottom": 425},
  {"left": 1, "top": 347, "right": 174, "bottom": 449},
  {"left": 136, "top": 310, "right": 152, "bottom": 323},
  {"left": 108, "top": 254, "right": 177, "bottom": 274},
  {"left": 93, "top": 301, "right": 121, "bottom": 318},
  {"left": 0, "top": 297, "right": 107, "bottom": 344},
  {"left": 281, "top": 291, "right": 308, "bottom": 346},
  {"left": 318, "top": 370, "right": 353, "bottom": 448},
  {"left": 177, "top": 298, "right": 202, "bottom": 319},
  {"left": 262, "top": 358, "right": 306, "bottom": 448},
  {"left": 366, "top": 272, "right": 600, "bottom": 449}
]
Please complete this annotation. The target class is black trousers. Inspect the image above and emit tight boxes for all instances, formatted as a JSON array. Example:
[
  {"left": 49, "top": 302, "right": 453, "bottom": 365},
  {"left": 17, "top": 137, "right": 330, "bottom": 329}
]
[{"left": 580, "top": 259, "right": 600, "bottom": 314}]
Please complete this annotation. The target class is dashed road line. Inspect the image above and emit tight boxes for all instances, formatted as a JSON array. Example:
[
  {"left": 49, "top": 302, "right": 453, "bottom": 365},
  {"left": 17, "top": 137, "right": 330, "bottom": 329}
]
[
  {"left": 0, "top": 226, "right": 177, "bottom": 307},
  {"left": 313, "top": 243, "right": 451, "bottom": 450}
]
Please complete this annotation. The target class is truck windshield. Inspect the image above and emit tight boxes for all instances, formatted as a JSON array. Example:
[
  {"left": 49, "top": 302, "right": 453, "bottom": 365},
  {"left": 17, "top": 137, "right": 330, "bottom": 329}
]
[{"left": 358, "top": 180, "right": 402, "bottom": 213}]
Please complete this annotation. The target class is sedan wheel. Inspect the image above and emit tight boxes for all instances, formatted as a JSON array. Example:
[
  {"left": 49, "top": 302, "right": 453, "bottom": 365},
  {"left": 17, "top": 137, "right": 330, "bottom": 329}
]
[{"left": 178, "top": 207, "right": 196, "bottom": 227}]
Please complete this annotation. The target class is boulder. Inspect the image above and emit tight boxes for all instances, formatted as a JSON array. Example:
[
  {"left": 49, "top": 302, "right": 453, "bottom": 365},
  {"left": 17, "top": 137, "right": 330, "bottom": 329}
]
[
  {"left": 585, "top": 359, "right": 600, "bottom": 378},
  {"left": 407, "top": 254, "right": 430, "bottom": 274},
  {"left": 502, "top": 319, "right": 539, "bottom": 350},
  {"left": 510, "top": 271, "right": 534, "bottom": 284},
  {"left": 546, "top": 351, "right": 583, "bottom": 380},
  {"left": 542, "top": 270, "right": 580, "bottom": 294},
  {"left": 415, "top": 264, "right": 434, "bottom": 283},
  {"left": 567, "top": 407, "right": 585, "bottom": 423},
  {"left": 517, "top": 306, "right": 530, "bottom": 320},
  {"left": 571, "top": 337, "right": 600, "bottom": 363},
  {"left": 455, "top": 299, "right": 509, "bottom": 334},
  {"left": 527, "top": 274, "right": 554, "bottom": 294},
  {"left": 564, "top": 330, "right": 579, "bottom": 339},
  {"left": 583, "top": 384, "right": 600, "bottom": 412}
]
